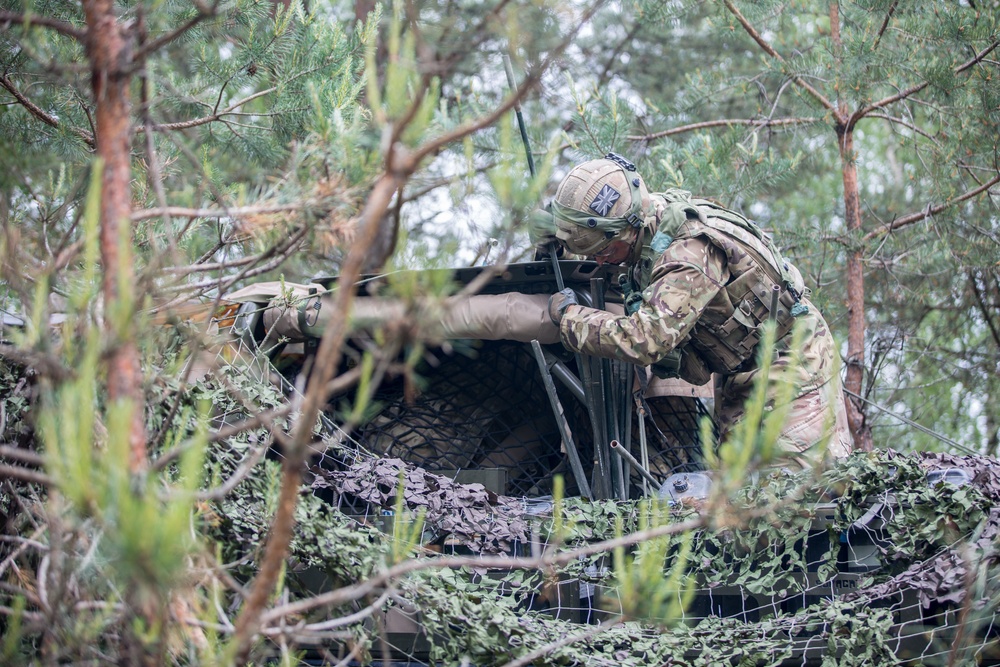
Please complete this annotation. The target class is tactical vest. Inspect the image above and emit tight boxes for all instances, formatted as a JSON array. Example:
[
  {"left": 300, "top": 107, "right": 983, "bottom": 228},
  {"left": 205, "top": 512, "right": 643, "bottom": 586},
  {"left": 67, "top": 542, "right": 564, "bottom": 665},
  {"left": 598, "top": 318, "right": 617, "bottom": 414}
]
[{"left": 626, "top": 189, "right": 808, "bottom": 375}]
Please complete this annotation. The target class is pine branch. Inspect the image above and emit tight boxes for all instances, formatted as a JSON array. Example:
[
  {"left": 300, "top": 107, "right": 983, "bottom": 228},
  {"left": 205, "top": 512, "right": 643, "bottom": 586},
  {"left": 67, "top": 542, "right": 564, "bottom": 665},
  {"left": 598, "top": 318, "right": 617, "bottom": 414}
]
[
  {"left": 0, "top": 10, "right": 85, "bottom": 40},
  {"left": 131, "top": 0, "right": 219, "bottom": 65},
  {"left": 410, "top": 0, "right": 603, "bottom": 167},
  {"left": 722, "top": 0, "right": 839, "bottom": 117},
  {"left": 130, "top": 203, "right": 302, "bottom": 221},
  {"left": 865, "top": 112, "right": 938, "bottom": 143},
  {"left": 0, "top": 74, "right": 96, "bottom": 146},
  {"left": 0, "top": 464, "right": 53, "bottom": 486},
  {"left": 142, "top": 87, "right": 277, "bottom": 132},
  {"left": 863, "top": 174, "right": 1000, "bottom": 241},
  {"left": 627, "top": 117, "right": 819, "bottom": 142},
  {"left": 872, "top": 0, "right": 898, "bottom": 51},
  {"left": 967, "top": 272, "right": 1000, "bottom": 351},
  {"left": 851, "top": 40, "right": 1000, "bottom": 127}
]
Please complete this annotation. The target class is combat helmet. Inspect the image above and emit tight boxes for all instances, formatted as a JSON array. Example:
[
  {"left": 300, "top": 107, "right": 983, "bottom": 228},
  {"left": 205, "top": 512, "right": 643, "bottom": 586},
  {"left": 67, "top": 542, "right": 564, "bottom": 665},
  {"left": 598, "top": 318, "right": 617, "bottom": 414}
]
[{"left": 551, "top": 153, "right": 650, "bottom": 256}]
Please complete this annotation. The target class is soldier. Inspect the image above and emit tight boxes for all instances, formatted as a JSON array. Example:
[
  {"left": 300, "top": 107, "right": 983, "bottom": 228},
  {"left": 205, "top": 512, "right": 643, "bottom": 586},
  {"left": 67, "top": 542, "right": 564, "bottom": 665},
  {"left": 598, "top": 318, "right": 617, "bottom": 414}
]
[{"left": 539, "top": 154, "right": 853, "bottom": 465}]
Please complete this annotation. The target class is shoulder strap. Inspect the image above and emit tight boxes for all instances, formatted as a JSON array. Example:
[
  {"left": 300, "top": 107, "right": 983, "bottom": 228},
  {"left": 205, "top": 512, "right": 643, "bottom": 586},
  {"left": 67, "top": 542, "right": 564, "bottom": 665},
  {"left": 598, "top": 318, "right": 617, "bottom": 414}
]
[{"left": 683, "top": 198, "right": 803, "bottom": 297}]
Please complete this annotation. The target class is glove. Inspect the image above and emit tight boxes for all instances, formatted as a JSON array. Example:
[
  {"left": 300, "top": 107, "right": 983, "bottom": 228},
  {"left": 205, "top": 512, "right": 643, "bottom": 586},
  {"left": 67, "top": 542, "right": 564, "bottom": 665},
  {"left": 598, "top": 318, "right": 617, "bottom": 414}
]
[
  {"left": 527, "top": 206, "right": 557, "bottom": 247},
  {"left": 547, "top": 288, "right": 578, "bottom": 325}
]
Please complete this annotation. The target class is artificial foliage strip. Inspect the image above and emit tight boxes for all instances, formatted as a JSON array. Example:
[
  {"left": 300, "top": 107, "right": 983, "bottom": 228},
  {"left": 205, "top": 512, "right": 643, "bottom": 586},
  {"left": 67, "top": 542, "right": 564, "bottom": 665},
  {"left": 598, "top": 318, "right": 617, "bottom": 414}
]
[
  {"left": 205, "top": 400, "right": 1000, "bottom": 667},
  {"left": 173, "top": 365, "right": 1000, "bottom": 664},
  {"left": 2, "top": 358, "right": 999, "bottom": 664}
]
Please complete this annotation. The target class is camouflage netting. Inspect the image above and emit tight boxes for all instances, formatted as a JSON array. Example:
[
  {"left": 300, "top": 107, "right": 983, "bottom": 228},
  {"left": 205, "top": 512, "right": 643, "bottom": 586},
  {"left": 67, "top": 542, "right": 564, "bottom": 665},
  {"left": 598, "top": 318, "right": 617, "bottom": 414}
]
[
  {"left": 192, "top": 354, "right": 1000, "bottom": 666},
  {"left": 3, "top": 347, "right": 1000, "bottom": 666}
]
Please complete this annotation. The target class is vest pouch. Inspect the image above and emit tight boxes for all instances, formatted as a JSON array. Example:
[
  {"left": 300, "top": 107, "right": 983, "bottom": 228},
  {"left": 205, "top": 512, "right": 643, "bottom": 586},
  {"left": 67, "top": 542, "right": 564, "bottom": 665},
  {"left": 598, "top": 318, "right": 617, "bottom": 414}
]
[{"left": 692, "top": 267, "right": 773, "bottom": 373}]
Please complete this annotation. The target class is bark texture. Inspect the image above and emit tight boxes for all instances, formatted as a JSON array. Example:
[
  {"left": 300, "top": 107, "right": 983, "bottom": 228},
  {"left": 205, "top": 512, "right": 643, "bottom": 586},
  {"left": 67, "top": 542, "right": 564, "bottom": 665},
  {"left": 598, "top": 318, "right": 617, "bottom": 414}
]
[
  {"left": 82, "top": 0, "right": 147, "bottom": 471},
  {"left": 838, "top": 126, "right": 872, "bottom": 451}
]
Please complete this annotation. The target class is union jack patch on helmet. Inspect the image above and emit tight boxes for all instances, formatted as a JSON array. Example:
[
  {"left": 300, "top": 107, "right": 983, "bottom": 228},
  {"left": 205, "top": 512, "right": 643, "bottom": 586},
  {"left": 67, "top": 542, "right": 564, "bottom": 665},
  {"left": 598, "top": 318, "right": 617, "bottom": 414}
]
[{"left": 589, "top": 184, "right": 620, "bottom": 216}]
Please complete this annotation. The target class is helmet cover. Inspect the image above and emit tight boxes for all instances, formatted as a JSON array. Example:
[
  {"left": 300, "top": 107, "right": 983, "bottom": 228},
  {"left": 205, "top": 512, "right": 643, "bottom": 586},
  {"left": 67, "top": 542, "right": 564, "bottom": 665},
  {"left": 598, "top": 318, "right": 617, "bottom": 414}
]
[{"left": 552, "top": 155, "right": 648, "bottom": 256}]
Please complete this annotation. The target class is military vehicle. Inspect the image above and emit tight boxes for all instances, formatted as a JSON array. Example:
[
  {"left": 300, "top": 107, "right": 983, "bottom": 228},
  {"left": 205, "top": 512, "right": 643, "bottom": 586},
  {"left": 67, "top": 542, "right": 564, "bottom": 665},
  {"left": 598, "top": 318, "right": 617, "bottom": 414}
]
[{"left": 216, "top": 259, "right": 1000, "bottom": 666}]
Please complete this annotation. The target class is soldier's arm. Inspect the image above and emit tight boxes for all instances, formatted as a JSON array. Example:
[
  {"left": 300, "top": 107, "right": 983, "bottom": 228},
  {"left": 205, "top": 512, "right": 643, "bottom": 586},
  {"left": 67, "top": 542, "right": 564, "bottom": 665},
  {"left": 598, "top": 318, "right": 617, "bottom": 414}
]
[{"left": 559, "top": 237, "right": 727, "bottom": 365}]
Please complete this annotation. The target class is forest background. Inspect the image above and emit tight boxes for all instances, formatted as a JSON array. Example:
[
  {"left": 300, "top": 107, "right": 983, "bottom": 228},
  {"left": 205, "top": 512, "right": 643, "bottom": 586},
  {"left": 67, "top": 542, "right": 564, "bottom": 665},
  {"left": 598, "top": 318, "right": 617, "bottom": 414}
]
[{"left": 0, "top": 0, "right": 998, "bottom": 664}]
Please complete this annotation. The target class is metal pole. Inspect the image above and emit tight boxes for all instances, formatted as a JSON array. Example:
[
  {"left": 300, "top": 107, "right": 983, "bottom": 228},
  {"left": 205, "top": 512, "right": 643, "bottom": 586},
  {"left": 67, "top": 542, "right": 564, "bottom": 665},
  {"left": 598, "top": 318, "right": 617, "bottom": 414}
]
[
  {"left": 637, "top": 402, "right": 651, "bottom": 498},
  {"left": 542, "top": 349, "right": 586, "bottom": 404},
  {"left": 531, "top": 340, "right": 593, "bottom": 498},
  {"left": 610, "top": 440, "right": 660, "bottom": 491},
  {"left": 502, "top": 54, "right": 566, "bottom": 291},
  {"left": 503, "top": 54, "right": 536, "bottom": 178}
]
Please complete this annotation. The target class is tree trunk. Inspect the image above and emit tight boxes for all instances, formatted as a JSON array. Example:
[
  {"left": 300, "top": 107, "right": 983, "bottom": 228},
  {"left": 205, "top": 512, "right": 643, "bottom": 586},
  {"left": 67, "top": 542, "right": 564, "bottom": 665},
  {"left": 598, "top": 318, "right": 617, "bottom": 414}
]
[
  {"left": 82, "top": 0, "right": 147, "bottom": 472},
  {"left": 837, "top": 125, "right": 872, "bottom": 451}
]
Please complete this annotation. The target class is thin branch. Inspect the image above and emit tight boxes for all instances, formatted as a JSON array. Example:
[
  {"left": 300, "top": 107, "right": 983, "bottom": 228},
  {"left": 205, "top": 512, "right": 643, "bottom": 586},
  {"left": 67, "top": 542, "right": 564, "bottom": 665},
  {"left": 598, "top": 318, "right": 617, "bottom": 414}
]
[
  {"left": 722, "top": 0, "right": 839, "bottom": 116},
  {"left": 967, "top": 272, "right": 1000, "bottom": 351},
  {"left": 266, "top": 589, "right": 392, "bottom": 635},
  {"left": 409, "top": 0, "right": 604, "bottom": 167},
  {"left": 865, "top": 112, "right": 938, "bottom": 142},
  {"left": 0, "top": 344, "right": 73, "bottom": 382},
  {"left": 955, "top": 39, "right": 1000, "bottom": 74},
  {"left": 157, "top": 229, "right": 307, "bottom": 298},
  {"left": 130, "top": 1, "right": 219, "bottom": 64},
  {"left": 597, "top": 21, "right": 642, "bottom": 88},
  {"left": 627, "top": 117, "right": 819, "bottom": 142},
  {"left": 0, "top": 10, "right": 85, "bottom": 40},
  {"left": 0, "top": 74, "right": 95, "bottom": 146},
  {"left": 851, "top": 39, "right": 1000, "bottom": 127},
  {"left": 262, "top": 516, "right": 704, "bottom": 623},
  {"left": 0, "top": 526, "right": 45, "bottom": 579},
  {"left": 142, "top": 87, "right": 277, "bottom": 133},
  {"left": 871, "top": 0, "right": 898, "bottom": 51},
  {"left": 863, "top": 173, "right": 1000, "bottom": 241},
  {"left": 208, "top": 406, "right": 293, "bottom": 444},
  {"left": 0, "top": 445, "right": 44, "bottom": 467},
  {"left": 160, "top": 253, "right": 262, "bottom": 276},
  {"left": 0, "top": 535, "right": 48, "bottom": 551},
  {"left": 194, "top": 436, "right": 271, "bottom": 501},
  {"left": 0, "top": 463, "right": 53, "bottom": 486},
  {"left": 130, "top": 203, "right": 302, "bottom": 221}
]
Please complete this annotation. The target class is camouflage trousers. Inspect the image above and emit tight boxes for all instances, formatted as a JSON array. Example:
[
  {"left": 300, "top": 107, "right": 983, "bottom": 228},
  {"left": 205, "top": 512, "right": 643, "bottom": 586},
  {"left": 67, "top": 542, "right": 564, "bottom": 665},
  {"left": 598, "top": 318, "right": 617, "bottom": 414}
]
[{"left": 717, "top": 373, "right": 853, "bottom": 467}]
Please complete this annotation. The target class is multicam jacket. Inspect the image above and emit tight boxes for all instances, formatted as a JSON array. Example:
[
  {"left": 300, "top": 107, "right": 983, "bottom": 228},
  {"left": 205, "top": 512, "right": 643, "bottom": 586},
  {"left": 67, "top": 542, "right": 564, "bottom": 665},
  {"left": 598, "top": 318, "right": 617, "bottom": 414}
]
[{"left": 559, "top": 189, "right": 852, "bottom": 459}]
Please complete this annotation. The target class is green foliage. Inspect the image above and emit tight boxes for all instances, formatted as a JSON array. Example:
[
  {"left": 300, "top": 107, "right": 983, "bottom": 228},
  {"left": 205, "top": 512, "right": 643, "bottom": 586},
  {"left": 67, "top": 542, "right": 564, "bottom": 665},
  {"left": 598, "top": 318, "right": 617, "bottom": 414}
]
[
  {"left": 610, "top": 499, "right": 695, "bottom": 624},
  {"left": 37, "top": 181, "right": 207, "bottom": 603}
]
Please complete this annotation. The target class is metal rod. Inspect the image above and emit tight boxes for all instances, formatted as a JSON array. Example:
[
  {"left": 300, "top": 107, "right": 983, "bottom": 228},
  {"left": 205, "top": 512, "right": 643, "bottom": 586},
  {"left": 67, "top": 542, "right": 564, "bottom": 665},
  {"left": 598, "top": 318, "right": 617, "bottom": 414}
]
[
  {"left": 595, "top": 278, "right": 626, "bottom": 500},
  {"left": 589, "top": 277, "right": 612, "bottom": 499},
  {"left": 637, "top": 407, "right": 651, "bottom": 498},
  {"left": 610, "top": 440, "right": 660, "bottom": 490},
  {"left": 769, "top": 284, "right": 780, "bottom": 321},
  {"left": 503, "top": 53, "right": 564, "bottom": 291},
  {"left": 502, "top": 54, "right": 535, "bottom": 178},
  {"left": 843, "top": 388, "right": 979, "bottom": 456},
  {"left": 621, "top": 368, "right": 634, "bottom": 497},
  {"left": 542, "top": 349, "right": 586, "bottom": 404},
  {"left": 531, "top": 340, "right": 593, "bottom": 498}
]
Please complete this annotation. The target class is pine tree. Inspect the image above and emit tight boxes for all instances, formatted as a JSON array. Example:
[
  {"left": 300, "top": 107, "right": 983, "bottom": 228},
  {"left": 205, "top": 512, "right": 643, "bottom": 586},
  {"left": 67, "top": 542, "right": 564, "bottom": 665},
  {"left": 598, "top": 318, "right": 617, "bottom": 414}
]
[{"left": 573, "top": 0, "right": 1000, "bottom": 451}]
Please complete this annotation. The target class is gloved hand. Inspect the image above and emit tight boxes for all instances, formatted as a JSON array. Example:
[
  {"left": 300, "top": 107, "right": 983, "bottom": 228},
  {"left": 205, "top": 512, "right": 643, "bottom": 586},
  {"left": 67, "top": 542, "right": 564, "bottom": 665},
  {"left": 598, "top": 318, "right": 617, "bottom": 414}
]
[
  {"left": 547, "top": 288, "right": 578, "bottom": 325},
  {"left": 527, "top": 206, "right": 557, "bottom": 247}
]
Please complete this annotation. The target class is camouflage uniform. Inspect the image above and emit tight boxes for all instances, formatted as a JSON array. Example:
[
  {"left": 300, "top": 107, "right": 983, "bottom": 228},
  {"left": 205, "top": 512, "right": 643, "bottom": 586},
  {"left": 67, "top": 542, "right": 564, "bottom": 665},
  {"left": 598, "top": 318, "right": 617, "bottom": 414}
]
[{"left": 559, "top": 189, "right": 852, "bottom": 464}]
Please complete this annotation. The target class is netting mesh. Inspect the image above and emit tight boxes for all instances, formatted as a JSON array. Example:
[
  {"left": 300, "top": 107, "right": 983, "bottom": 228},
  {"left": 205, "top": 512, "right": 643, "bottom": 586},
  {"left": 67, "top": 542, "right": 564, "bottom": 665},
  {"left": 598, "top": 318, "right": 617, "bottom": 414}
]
[
  {"left": 359, "top": 341, "right": 573, "bottom": 497},
  {"left": 204, "top": 312, "right": 1000, "bottom": 667},
  {"left": 337, "top": 340, "right": 710, "bottom": 500}
]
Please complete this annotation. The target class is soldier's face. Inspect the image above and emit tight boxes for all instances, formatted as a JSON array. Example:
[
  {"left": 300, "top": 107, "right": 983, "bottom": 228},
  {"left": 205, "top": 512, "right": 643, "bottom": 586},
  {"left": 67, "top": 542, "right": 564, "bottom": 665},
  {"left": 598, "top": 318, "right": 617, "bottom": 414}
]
[{"left": 593, "top": 240, "right": 633, "bottom": 266}]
